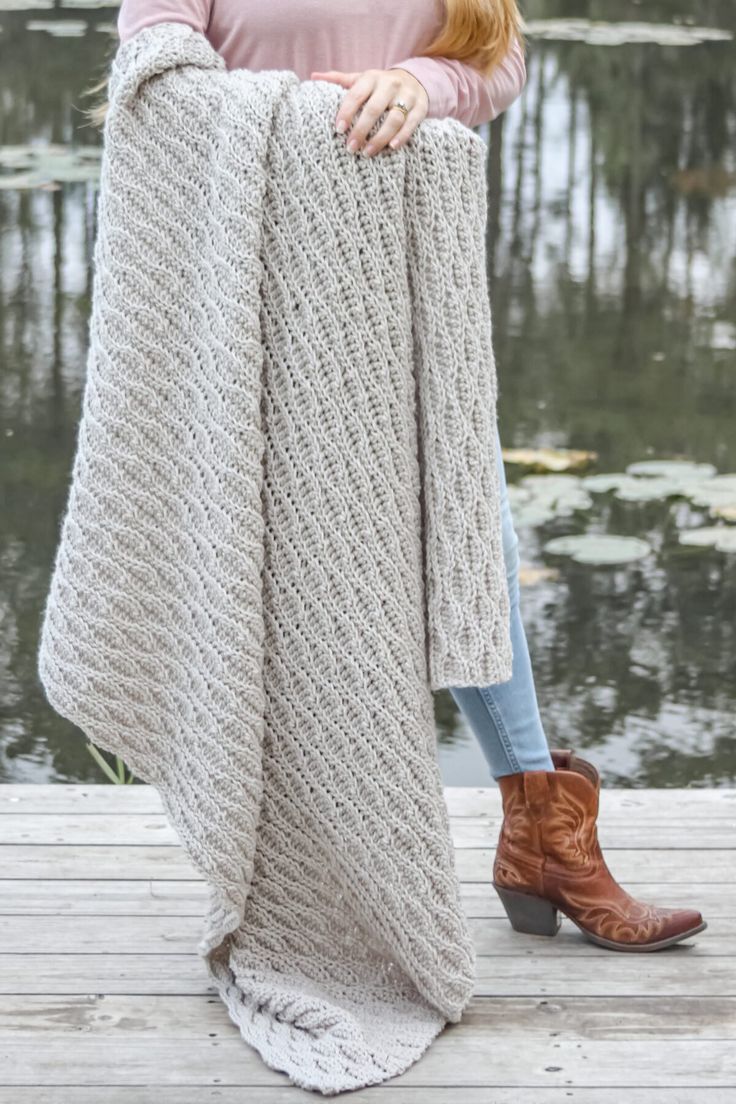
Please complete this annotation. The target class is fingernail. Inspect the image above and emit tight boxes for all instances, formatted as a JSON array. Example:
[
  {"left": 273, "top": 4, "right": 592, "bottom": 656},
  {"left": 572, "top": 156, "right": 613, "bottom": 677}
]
[
  {"left": 335, "top": 119, "right": 347, "bottom": 134},
  {"left": 347, "top": 138, "right": 358, "bottom": 152},
  {"left": 362, "top": 145, "right": 373, "bottom": 157}
]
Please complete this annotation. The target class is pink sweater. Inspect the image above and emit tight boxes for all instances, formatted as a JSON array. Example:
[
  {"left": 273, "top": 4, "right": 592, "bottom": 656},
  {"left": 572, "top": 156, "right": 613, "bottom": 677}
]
[{"left": 117, "top": 0, "right": 527, "bottom": 128}]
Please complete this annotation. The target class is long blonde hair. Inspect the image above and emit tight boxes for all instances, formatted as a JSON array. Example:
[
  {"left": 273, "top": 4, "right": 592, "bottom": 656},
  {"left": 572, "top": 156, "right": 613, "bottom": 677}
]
[
  {"left": 422, "top": 0, "right": 526, "bottom": 75},
  {"left": 82, "top": 0, "right": 525, "bottom": 129}
]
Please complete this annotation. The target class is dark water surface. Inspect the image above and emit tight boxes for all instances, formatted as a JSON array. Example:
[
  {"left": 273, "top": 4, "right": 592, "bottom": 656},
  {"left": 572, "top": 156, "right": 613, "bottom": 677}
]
[{"left": 1, "top": 1, "right": 735, "bottom": 785}]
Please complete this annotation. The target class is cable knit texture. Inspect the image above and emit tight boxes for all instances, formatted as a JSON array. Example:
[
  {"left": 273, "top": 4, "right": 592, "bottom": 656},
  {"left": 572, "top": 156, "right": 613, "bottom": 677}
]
[{"left": 37, "top": 21, "right": 512, "bottom": 1095}]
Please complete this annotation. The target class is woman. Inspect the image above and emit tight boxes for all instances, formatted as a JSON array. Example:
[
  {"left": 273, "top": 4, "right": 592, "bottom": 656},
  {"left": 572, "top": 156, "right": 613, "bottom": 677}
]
[{"left": 115, "top": 0, "right": 706, "bottom": 951}]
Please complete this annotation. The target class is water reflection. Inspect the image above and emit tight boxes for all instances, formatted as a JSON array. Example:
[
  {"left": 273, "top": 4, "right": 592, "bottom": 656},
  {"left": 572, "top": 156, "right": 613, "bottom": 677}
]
[
  {"left": 0, "top": 2, "right": 734, "bottom": 784},
  {"left": 440, "top": 0, "right": 736, "bottom": 787}
]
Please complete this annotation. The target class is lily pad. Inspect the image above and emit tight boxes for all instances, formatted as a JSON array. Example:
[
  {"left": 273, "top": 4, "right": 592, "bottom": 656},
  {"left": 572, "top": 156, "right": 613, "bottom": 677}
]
[
  {"left": 0, "top": 145, "right": 101, "bottom": 189},
  {"left": 543, "top": 534, "right": 652, "bottom": 565},
  {"left": 684, "top": 475, "right": 736, "bottom": 507},
  {"left": 545, "top": 489, "right": 594, "bottom": 515},
  {"left": 503, "top": 447, "right": 598, "bottom": 473},
  {"left": 510, "top": 473, "right": 593, "bottom": 525},
  {"left": 520, "top": 474, "right": 581, "bottom": 490},
  {"left": 710, "top": 503, "right": 736, "bottom": 523},
  {"left": 679, "top": 527, "right": 736, "bottom": 552},
  {"left": 709, "top": 322, "right": 736, "bottom": 350},
  {"left": 524, "top": 19, "right": 733, "bottom": 47},
  {"left": 625, "top": 460, "right": 717, "bottom": 480},
  {"left": 519, "top": 565, "right": 561, "bottom": 587},
  {"left": 511, "top": 504, "right": 556, "bottom": 529},
  {"left": 26, "top": 20, "right": 87, "bottom": 36},
  {"left": 0, "top": 1, "right": 53, "bottom": 9},
  {"left": 506, "top": 484, "right": 532, "bottom": 508},
  {"left": 700, "top": 474, "right": 736, "bottom": 491},
  {"left": 614, "top": 477, "right": 689, "bottom": 502},
  {"left": 582, "top": 473, "right": 638, "bottom": 493}
]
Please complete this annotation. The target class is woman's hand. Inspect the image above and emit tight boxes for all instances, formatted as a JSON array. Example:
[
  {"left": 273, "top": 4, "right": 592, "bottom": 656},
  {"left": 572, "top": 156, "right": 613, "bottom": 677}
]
[{"left": 310, "top": 67, "right": 429, "bottom": 158}]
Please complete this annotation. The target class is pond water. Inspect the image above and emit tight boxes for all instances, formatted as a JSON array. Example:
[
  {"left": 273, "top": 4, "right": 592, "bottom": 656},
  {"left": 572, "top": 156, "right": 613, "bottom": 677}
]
[{"left": 1, "top": 1, "right": 735, "bottom": 786}]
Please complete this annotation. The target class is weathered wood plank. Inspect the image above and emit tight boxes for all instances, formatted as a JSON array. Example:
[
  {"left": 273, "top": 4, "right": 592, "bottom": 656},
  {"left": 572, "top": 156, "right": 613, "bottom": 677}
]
[
  {"left": 2, "top": 993, "right": 734, "bottom": 1038},
  {"left": 1, "top": 878, "right": 730, "bottom": 917},
  {"left": 459, "top": 882, "right": 735, "bottom": 918},
  {"left": 0, "top": 786, "right": 166, "bottom": 815},
  {"left": 1, "top": 1093, "right": 734, "bottom": 1104},
  {"left": 0, "top": 914, "right": 725, "bottom": 956},
  {"left": 2, "top": 783, "right": 734, "bottom": 818},
  {"left": 1, "top": 1035, "right": 733, "bottom": 1087},
  {"left": 0, "top": 879, "right": 208, "bottom": 915},
  {"left": 0, "top": 845, "right": 728, "bottom": 882},
  {"left": 0, "top": 954, "right": 208, "bottom": 995},
  {"left": 454, "top": 849, "right": 730, "bottom": 883},
  {"left": 444, "top": 785, "right": 736, "bottom": 818},
  {"left": 452, "top": 818, "right": 735, "bottom": 848},
  {"left": 472, "top": 956, "right": 736, "bottom": 997},
  {"left": 0, "top": 846, "right": 196, "bottom": 880},
  {"left": 0, "top": 815, "right": 181, "bottom": 846},
  {"left": 1, "top": 953, "right": 732, "bottom": 997},
  {"left": 2, "top": 812, "right": 734, "bottom": 849}
]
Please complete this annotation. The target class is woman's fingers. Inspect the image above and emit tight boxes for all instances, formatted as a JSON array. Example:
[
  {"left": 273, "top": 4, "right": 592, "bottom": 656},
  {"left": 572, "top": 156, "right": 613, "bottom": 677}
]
[
  {"left": 331, "top": 69, "right": 383, "bottom": 138},
  {"left": 345, "top": 76, "right": 420, "bottom": 155},
  {"left": 310, "top": 70, "right": 358, "bottom": 88},
  {"left": 351, "top": 102, "right": 407, "bottom": 156},
  {"left": 364, "top": 105, "right": 422, "bottom": 155},
  {"left": 310, "top": 68, "right": 427, "bottom": 157}
]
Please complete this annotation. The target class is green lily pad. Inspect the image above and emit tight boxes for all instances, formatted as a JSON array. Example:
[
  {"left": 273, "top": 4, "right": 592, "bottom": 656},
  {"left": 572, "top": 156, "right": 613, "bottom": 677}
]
[
  {"left": 679, "top": 527, "right": 736, "bottom": 552},
  {"left": 715, "top": 532, "right": 736, "bottom": 552},
  {"left": 0, "top": 1, "right": 53, "bottom": 9},
  {"left": 511, "top": 504, "right": 556, "bottom": 529},
  {"left": 614, "top": 477, "right": 690, "bottom": 502},
  {"left": 710, "top": 503, "right": 736, "bottom": 523},
  {"left": 0, "top": 144, "right": 101, "bottom": 189},
  {"left": 582, "top": 473, "right": 638, "bottom": 493},
  {"left": 26, "top": 20, "right": 87, "bottom": 36},
  {"left": 625, "top": 460, "right": 717, "bottom": 480},
  {"left": 511, "top": 473, "right": 593, "bottom": 524},
  {"left": 506, "top": 485, "right": 532, "bottom": 508},
  {"left": 542, "top": 489, "right": 594, "bottom": 515},
  {"left": 710, "top": 322, "right": 736, "bottom": 350},
  {"left": 701, "top": 474, "right": 736, "bottom": 490},
  {"left": 503, "top": 447, "right": 597, "bottom": 473},
  {"left": 543, "top": 534, "right": 652, "bottom": 565},
  {"left": 524, "top": 19, "right": 733, "bottom": 46},
  {"left": 518, "top": 565, "right": 561, "bottom": 586},
  {"left": 684, "top": 475, "right": 736, "bottom": 507},
  {"left": 520, "top": 474, "right": 582, "bottom": 491}
]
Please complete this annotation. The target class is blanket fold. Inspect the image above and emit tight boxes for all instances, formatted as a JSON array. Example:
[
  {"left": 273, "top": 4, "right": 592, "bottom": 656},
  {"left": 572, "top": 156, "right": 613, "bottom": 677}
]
[{"left": 37, "top": 21, "right": 512, "bottom": 1095}]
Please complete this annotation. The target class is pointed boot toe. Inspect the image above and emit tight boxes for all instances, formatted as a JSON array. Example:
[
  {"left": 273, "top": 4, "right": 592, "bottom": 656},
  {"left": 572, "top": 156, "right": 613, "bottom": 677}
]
[{"left": 669, "top": 907, "right": 708, "bottom": 941}]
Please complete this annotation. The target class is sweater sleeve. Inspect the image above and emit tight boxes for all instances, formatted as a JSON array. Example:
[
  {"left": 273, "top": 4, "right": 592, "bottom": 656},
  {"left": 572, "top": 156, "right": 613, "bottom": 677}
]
[
  {"left": 389, "top": 35, "right": 527, "bottom": 128},
  {"left": 117, "top": 0, "right": 212, "bottom": 42}
]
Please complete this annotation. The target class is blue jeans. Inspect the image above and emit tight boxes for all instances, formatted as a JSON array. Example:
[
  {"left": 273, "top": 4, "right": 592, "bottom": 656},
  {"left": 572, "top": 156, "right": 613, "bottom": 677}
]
[{"left": 448, "top": 427, "right": 555, "bottom": 779}]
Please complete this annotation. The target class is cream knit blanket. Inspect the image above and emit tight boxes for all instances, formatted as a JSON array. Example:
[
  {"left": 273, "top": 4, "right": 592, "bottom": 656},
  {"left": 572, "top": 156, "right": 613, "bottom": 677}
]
[{"left": 37, "top": 21, "right": 512, "bottom": 1095}]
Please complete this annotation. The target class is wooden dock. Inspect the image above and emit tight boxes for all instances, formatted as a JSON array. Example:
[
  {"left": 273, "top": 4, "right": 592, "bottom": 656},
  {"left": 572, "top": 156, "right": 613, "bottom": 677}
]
[{"left": 0, "top": 782, "right": 734, "bottom": 1101}]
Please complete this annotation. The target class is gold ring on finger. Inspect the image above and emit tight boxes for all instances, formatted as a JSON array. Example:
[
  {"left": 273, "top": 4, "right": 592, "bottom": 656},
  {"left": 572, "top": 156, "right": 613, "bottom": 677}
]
[{"left": 390, "top": 99, "right": 410, "bottom": 119}]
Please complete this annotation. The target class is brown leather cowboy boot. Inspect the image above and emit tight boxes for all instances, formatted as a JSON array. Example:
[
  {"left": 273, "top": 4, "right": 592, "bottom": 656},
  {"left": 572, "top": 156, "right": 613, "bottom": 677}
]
[{"left": 492, "top": 748, "right": 707, "bottom": 951}]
